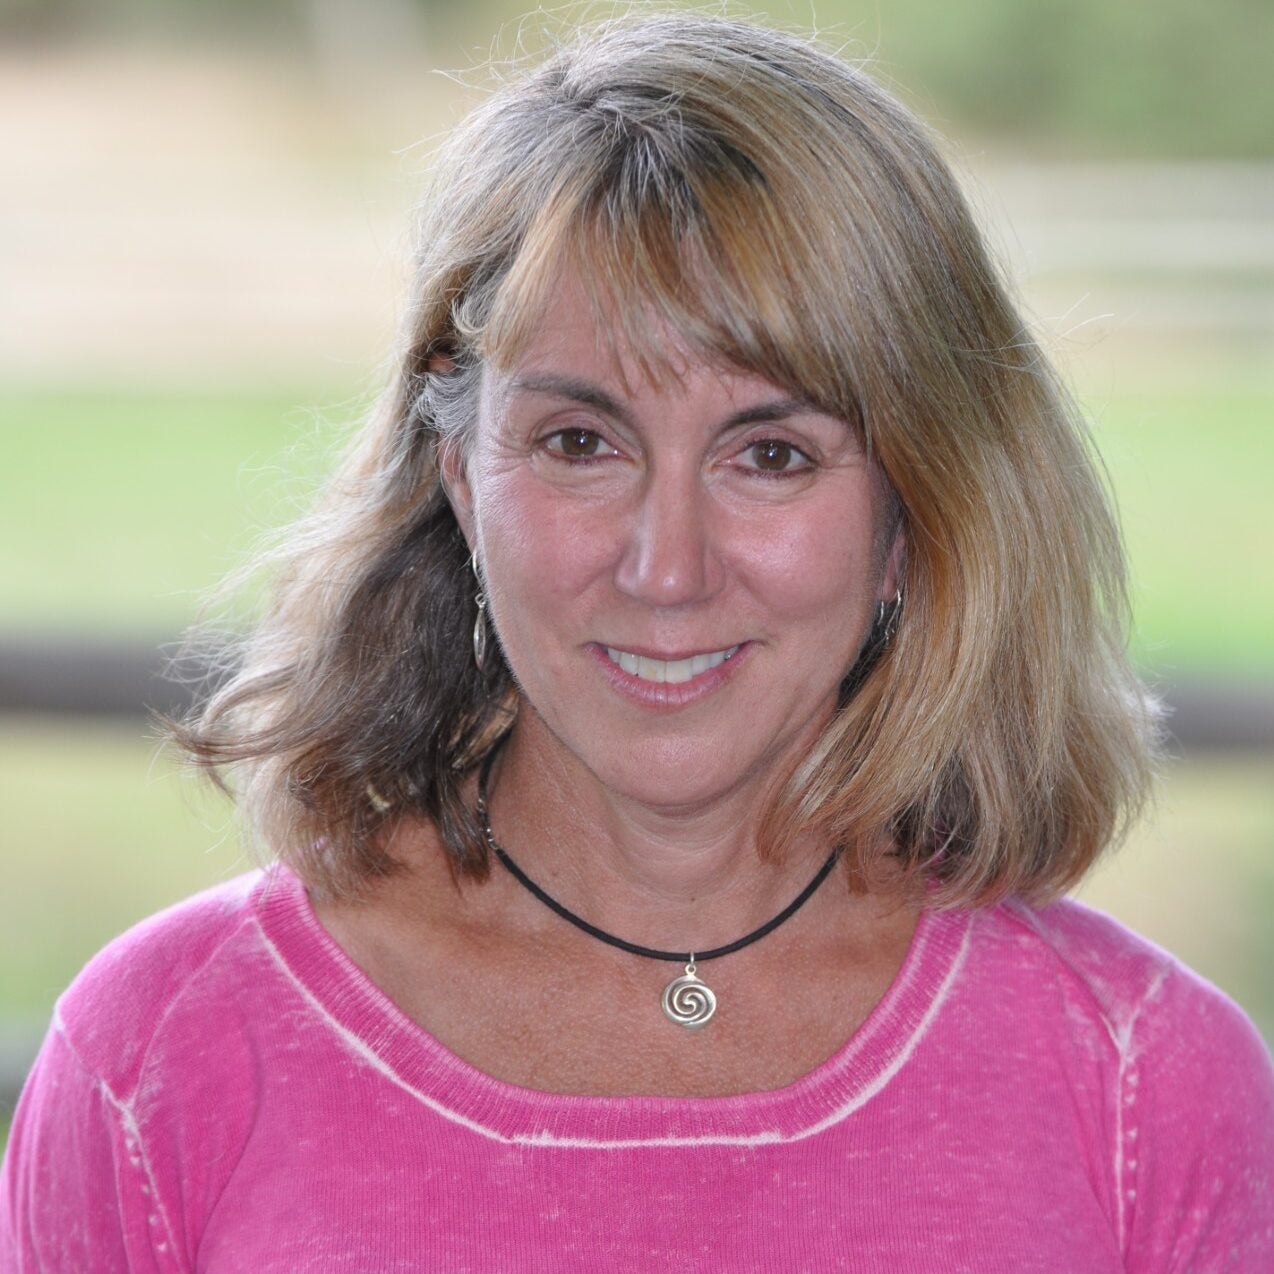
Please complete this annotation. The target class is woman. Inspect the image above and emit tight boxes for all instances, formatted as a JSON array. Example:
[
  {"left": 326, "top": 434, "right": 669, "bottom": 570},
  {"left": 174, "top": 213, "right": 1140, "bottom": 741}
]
[{"left": 3, "top": 12, "right": 1271, "bottom": 1271}]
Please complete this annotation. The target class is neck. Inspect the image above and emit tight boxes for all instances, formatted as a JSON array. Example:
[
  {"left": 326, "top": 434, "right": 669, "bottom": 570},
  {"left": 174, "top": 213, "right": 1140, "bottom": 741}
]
[{"left": 477, "top": 712, "right": 851, "bottom": 955}]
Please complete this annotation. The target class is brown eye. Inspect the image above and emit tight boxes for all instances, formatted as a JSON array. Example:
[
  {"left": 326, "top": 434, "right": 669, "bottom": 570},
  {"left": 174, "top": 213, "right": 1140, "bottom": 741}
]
[
  {"left": 748, "top": 440, "right": 805, "bottom": 471},
  {"left": 552, "top": 428, "right": 604, "bottom": 457}
]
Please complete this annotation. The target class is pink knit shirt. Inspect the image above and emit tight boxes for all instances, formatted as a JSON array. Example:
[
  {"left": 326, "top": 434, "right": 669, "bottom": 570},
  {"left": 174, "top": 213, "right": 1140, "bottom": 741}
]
[{"left": 3, "top": 864, "right": 1272, "bottom": 1271}]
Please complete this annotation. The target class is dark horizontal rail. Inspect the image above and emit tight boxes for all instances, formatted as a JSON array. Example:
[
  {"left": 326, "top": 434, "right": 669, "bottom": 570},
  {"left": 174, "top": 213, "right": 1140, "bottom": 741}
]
[
  {"left": 0, "top": 633, "right": 1271, "bottom": 751},
  {"left": 0, "top": 635, "right": 1270, "bottom": 1111},
  {"left": 0, "top": 634, "right": 203, "bottom": 721}
]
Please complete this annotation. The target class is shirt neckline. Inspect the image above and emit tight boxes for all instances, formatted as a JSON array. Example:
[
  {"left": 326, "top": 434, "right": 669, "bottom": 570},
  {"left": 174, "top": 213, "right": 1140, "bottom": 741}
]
[{"left": 252, "top": 861, "right": 972, "bottom": 1147}]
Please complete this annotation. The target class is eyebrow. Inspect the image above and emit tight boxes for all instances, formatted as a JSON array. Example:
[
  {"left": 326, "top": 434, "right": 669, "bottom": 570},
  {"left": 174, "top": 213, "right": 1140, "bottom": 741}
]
[{"left": 507, "top": 373, "right": 823, "bottom": 432}]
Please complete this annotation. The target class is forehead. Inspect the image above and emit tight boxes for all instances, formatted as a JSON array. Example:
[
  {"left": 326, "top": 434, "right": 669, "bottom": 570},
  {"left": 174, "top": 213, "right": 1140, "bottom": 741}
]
[{"left": 485, "top": 259, "right": 791, "bottom": 409}]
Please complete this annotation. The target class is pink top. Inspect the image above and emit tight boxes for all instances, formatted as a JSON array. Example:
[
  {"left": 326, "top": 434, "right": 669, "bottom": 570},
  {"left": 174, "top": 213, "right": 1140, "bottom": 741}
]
[{"left": 3, "top": 863, "right": 1272, "bottom": 1272}]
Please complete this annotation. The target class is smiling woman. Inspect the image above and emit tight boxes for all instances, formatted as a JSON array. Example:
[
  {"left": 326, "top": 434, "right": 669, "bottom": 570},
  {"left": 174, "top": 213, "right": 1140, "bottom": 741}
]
[
  {"left": 3, "top": 10, "right": 1272, "bottom": 1273},
  {"left": 443, "top": 277, "right": 899, "bottom": 816}
]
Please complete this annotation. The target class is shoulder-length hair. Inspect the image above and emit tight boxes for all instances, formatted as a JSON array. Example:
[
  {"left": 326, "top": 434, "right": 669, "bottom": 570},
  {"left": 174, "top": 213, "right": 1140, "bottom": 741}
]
[{"left": 171, "top": 12, "right": 1159, "bottom": 907}]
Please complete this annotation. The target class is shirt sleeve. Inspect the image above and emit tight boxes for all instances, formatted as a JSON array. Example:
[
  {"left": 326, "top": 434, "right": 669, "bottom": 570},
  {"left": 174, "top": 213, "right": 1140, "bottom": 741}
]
[
  {"left": 1124, "top": 961, "right": 1274, "bottom": 1272},
  {"left": 0, "top": 1020, "right": 180, "bottom": 1273}
]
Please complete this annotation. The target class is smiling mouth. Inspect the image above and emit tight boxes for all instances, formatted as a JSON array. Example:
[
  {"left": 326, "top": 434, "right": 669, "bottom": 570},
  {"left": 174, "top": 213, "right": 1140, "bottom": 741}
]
[{"left": 603, "top": 645, "right": 742, "bottom": 684}]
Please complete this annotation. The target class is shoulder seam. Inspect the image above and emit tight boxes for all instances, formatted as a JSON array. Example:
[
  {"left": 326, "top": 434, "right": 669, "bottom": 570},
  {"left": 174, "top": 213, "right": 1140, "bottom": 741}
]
[
  {"left": 48, "top": 1013, "right": 187, "bottom": 1269},
  {"left": 994, "top": 897, "right": 1179, "bottom": 1258},
  {"left": 1113, "top": 957, "right": 1175, "bottom": 1258}
]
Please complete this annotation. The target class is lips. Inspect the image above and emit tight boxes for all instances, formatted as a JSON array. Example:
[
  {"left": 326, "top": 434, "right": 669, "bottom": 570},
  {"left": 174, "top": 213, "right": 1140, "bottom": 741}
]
[
  {"left": 588, "top": 642, "right": 754, "bottom": 713},
  {"left": 602, "top": 644, "right": 741, "bottom": 685}
]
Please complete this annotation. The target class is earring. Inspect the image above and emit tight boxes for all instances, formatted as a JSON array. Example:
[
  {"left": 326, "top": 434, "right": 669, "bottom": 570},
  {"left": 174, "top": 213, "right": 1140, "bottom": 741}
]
[
  {"left": 471, "top": 550, "right": 488, "bottom": 671},
  {"left": 875, "top": 589, "right": 903, "bottom": 644}
]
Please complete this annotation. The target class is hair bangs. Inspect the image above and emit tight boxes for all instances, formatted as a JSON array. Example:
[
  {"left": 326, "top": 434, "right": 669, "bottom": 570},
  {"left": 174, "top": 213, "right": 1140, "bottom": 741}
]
[{"left": 476, "top": 133, "right": 867, "bottom": 435}]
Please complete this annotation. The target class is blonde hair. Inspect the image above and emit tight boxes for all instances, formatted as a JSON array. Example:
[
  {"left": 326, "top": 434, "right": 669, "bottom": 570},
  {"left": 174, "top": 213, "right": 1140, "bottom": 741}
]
[{"left": 173, "top": 11, "right": 1159, "bottom": 907}]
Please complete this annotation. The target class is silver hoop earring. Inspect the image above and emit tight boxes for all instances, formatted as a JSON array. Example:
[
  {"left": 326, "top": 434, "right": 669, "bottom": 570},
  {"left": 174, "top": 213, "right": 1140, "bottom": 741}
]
[
  {"left": 470, "top": 550, "right": 488, "bottom": 672},
  {"left": 876, "top": 589, "right": 903, "bottom": 644}
]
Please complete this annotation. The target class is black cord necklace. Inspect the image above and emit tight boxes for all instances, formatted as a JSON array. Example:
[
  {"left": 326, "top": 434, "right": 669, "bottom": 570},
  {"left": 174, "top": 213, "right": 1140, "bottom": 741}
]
[{"left": 476, "top": 745, "right": 843, "bottom": 1029}]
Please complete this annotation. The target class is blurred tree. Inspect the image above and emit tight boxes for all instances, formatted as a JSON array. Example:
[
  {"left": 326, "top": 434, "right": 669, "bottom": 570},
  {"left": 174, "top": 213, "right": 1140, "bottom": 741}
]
[{"left": 845, "top": 0, "right": 1274, "bottom": 155}]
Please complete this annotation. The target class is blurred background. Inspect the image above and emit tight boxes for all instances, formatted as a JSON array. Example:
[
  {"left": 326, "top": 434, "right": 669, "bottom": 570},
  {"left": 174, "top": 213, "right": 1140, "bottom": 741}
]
[{"left": 2, "top": 0, "right": 1271, "bottom": 1138}]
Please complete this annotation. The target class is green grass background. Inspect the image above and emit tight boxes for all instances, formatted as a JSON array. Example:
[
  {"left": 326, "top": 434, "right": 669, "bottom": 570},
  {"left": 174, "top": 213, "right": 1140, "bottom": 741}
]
[{"left": 3, "top": 385, "right": 1272, "bottom": 674}]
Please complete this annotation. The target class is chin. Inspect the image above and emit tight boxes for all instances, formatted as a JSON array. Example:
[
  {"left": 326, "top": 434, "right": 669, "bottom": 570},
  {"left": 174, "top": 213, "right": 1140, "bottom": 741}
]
[{"left": 582, "top": 735, "right": 759, "bottom": 811}]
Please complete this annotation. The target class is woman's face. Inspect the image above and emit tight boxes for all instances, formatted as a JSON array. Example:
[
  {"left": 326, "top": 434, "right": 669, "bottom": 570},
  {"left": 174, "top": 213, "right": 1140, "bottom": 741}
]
[{"left": 447, "top": 267, "right": 903, "bottom": 814}]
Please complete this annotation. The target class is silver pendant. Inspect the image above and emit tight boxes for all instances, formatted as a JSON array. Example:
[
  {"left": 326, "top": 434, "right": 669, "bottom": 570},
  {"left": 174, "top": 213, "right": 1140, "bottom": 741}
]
[{"left": 661, "top": 958, "right": 716, "bottom": 1029}]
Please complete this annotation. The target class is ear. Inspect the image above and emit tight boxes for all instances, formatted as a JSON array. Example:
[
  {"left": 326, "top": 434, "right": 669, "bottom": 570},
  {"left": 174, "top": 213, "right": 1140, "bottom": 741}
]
[
  {"left": 427, "top": 350, "right": 478, "bottom": 551},
  {"left": 438, "top": 437, "right": 476, "bottom": 552}
]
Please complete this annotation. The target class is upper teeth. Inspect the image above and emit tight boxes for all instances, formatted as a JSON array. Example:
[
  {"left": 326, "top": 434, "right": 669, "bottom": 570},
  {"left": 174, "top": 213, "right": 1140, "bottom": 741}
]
[{"left": 604, "top": 645, "right": 740, "bottom": 684}]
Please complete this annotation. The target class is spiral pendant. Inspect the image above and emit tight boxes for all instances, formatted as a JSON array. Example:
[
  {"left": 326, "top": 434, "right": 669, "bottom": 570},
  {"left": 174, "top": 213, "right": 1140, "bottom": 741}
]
[{"left": 661, "top": 960, "right": 716, "bottom": 1029}]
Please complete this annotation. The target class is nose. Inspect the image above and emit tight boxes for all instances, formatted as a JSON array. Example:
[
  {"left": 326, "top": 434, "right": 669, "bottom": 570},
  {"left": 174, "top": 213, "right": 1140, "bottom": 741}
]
[{"left": 612, "top": 465, "right": 725, "bottom": 608}]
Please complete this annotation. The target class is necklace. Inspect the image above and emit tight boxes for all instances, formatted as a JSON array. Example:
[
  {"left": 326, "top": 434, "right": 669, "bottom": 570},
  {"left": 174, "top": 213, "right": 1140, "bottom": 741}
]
[{"left": 476, "top": 746, "right": 842, "bottom": 1029}]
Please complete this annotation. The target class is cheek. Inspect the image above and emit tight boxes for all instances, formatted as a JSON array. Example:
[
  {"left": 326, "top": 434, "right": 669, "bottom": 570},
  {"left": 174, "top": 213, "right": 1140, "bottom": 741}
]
[
  {"left": 475, "top": 473, "right": 611, "bottom": 605},
  {"left": 727, "top": 491, "right": 878, "bottom": 616}
]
